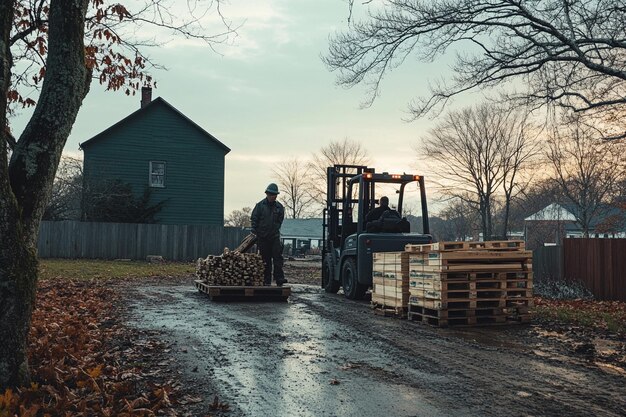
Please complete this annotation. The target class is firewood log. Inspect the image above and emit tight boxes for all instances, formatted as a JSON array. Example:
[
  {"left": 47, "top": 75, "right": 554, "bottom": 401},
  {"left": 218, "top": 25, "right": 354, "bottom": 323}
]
[{"left": 196, "top": 250, "right": 265, "bottom": 286}]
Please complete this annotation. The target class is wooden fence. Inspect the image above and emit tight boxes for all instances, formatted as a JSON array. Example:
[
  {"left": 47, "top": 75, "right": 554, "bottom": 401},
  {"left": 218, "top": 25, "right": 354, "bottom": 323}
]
[
  {"left": 532, "top": 245, "right": 563, "bottom": 282},
  {"left": 563, "top": 238, "right": 626, "bottom": 302},
  {"left": 37, "top": 221, "right": 248, "bottom": 261}
]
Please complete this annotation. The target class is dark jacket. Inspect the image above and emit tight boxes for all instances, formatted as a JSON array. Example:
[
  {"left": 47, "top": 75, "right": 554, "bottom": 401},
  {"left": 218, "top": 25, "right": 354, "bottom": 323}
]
[
  {"left": 365, "top": 205, "right": 390, "bottom": 224},
  {"left": 251, "top": 198, "right": 284, "bottom": 240}
]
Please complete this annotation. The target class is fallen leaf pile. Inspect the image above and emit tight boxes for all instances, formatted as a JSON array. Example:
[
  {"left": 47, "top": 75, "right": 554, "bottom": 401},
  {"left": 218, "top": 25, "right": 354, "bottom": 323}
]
[
  {"left": 532, "top": 297, "right": 626, "bottom": 373},
  {"left": 534, "top": 297, "right": 626, "bottom": 334},
  {"left": 0, "top": 279, "right": 179, "bottom": 416}
]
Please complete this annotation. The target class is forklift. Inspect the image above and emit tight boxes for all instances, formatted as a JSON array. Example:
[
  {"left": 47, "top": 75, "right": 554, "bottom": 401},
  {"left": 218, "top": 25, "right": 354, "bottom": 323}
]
[{"left": 321, "top": 164, "right": 432, "bottom": 299}]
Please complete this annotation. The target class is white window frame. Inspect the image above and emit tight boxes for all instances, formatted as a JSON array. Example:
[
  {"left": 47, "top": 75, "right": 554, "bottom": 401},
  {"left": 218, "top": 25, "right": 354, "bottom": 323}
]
[{"left": 149, "top": 161, "right": 166, "bottom": 188}]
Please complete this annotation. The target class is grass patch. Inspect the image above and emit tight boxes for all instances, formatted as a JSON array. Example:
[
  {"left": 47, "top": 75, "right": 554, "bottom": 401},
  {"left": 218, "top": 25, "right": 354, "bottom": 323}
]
[
  {"left": 533, "top": 298, "right": 626, "bottom": 335},
  {"left": 39, "top": 258, "right": 195, "bottom": 280}
]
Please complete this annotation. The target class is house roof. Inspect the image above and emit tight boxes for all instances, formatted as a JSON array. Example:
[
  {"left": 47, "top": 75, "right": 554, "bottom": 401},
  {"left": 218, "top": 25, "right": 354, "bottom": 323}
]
[
  {"left": 79, "top": 97, "right": 230, "bottom": 153},
  {"left": 525, "top": 202, "right": 626, "bottom": 232},
  {"left": 281, "top": 218, "right": 323, "bottom": 239},
  {"left": 524, "top": 203, "right": 577, "bottom": 222}
]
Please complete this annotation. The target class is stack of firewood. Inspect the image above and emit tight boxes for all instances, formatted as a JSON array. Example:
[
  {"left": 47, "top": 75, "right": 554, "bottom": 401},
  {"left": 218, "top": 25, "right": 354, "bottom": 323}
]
[{"left": 196, "top": 248, "right": 265, "bottom": 286}]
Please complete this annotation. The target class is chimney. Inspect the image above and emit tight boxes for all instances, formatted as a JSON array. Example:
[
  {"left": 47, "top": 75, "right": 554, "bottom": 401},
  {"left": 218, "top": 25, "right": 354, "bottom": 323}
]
[{"left": 140, "top": 86, "right": 152, "bottom": 108}]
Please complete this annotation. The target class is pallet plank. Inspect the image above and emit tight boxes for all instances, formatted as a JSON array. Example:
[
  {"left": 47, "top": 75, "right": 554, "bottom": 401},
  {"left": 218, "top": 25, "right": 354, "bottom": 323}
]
[
  {"left": 406, "top": 240, "right": 525, "bottom": 252},
  {"left": 194, "top": 280, "right": 290, "bottom": 301}
]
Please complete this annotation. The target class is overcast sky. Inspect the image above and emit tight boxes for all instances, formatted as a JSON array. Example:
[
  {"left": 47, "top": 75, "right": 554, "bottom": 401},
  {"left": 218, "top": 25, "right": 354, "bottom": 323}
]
[{"left": 11, "top": 0, "right": 465, "bottom": 215}]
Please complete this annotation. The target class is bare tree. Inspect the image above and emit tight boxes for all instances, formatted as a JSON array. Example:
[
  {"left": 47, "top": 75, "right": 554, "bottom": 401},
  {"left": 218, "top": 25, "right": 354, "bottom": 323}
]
[
  {"left": 547, "top": 115, "right": 625, "bottom": 237},
  {"left": 421, "top": 103, "right": 537, "bottom": 240},
  {"left": 43, "top": 156, "right": 83, "bottom": 220},
  {"left": 1, "top": 0, "right": 232, "bottom": 390},
  {"left": 438, "top": 196, "right": 480, "bottom": 242},
  {"left": 273, "top": 157, "right": 316, "bottom": 219},
  {"left": 309, "top": 138, "right": 370, "bottom": 204},
  {"left": 225, "top": 207, "right": 252, "bottom": 228},
  {"left": 327, "top": 0, "right": 626, "bottom": 139},
  {"left": 497, "top": 112, "right": 542, "bottom": 238},
  {"left": 83, "top": 179, "right": 166, "bottom": 223}
]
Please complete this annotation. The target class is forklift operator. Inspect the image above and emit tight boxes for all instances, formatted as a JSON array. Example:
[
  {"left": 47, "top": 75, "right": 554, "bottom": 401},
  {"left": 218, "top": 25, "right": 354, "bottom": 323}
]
[
  {"left": 365, "top": 196, "right": 390, "bottom": 225},
  {"left": 251, "top": 183, "right": 287, "bottom": 287}
]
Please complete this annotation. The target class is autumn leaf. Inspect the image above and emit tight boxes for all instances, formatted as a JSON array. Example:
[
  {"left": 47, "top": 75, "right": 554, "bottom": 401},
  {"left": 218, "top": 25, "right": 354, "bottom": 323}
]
[{"left": 88, "top": 364, "right": 103, "bottom": 378}]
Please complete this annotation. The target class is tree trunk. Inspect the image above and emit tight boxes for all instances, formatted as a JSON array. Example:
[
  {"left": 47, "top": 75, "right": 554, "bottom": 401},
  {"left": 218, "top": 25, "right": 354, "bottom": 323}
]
[
  {"left": 0, "top": 0, "right": 91, "bottom": 390},
  {"left": 0, "top": 227, "right": 38, "bottom": 388},
  {"left": 502, "top": 191, "right": 512, "bottom": 240},
  {"left": 485, "top": 198, "right": 492, "bottom": 241},
  {"left": 479, "top": 198, "right": 488, "bottom": 242}
]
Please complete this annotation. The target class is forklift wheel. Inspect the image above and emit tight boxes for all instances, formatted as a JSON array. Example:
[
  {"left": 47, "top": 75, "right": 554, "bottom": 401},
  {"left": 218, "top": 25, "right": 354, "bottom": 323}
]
[
  {"left": 323, "top": 256, "right": 340, "bottom": 293},
  {"left": 342, "top": 258, "right": 367, "bottom": 300}
]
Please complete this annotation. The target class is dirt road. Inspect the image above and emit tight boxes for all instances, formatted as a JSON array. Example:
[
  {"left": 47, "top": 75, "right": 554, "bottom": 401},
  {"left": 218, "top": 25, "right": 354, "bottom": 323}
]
[{"left": 123, "top": 279, "right": 626, "bottom": 417}]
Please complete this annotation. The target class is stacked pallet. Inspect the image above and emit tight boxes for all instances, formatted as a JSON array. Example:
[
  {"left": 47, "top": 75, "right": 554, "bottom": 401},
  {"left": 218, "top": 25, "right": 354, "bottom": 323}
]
[
  {"left": 195, "top": 280, "right": 290, "bottom": 301},
  {"left": 404, "top": 240, "right": 533, "bottom": 327},
  {"left": 196, "top": 248, "right": 265, "bottom": 286},
  {"left": 371, "top": 252, "right": 410, "bottom": 317}
]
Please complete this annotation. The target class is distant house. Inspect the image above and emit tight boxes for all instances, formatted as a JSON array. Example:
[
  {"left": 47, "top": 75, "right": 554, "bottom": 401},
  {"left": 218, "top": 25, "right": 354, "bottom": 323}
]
[
  {"left": 524, "top": 203, "right": 626, "bottom": 249},
  {"left": 280, "top": 218, "right": 323, "bottom": 255},
  {"left": 80, "top": 88, "right": 230, "bottom": 225}
]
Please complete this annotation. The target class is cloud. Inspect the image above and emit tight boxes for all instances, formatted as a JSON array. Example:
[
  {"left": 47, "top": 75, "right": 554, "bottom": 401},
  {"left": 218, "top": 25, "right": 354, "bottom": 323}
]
[
  {"left": 227, "top": 153, "right": 284, "bottom": 164},
  {"left": 163, "top": 0, "right": 294, "bottom": 60}
]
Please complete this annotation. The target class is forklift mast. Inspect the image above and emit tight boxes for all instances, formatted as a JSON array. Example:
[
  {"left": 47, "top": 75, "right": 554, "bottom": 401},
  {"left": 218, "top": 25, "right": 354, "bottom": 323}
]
[{"left": 323, "top": 164, "right": 370, "bottom": 257}]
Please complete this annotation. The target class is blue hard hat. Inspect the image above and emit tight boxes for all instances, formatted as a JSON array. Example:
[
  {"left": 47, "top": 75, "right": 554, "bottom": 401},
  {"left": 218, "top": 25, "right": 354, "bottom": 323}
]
[{"left": 265, "top": 183, "right": 279, "bottom": 195}]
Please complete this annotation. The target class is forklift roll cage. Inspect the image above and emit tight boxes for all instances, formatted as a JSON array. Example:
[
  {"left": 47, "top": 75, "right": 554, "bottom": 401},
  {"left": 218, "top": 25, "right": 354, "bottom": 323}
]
[{"left": 322, "top": 165, "right": 430, "bottom": 256}]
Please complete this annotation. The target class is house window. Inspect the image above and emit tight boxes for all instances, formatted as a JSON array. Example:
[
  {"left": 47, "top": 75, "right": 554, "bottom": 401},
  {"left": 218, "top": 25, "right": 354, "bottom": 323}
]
[{"left": 149, "top": 161, "right": 166, "bottom": 187}]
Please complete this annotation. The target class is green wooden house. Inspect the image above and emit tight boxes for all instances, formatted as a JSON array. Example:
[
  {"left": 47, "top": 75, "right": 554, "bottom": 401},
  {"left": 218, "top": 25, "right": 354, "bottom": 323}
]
[{"left": 80, "top": 88, "right": 230, "bottom": 225}]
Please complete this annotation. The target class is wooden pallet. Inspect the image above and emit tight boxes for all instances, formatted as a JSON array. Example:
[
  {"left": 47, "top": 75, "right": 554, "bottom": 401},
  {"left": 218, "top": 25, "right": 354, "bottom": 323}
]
[
  {"left": 408, "top": 304, "right": 503, "bottom": 318},
  {"left": 410, "top": 250, "right": 532, "bottom": 261},
  {"left": 407, "top": 304, "right": 528, "bottom": 327},
  {"left": 373, "top": 277, "right": 409, "bottom": 288},
  {"left": 194, "top": 280, "right": 290, "bottom": 301},
  {"left": 371, "top": 302, "right": 407, "bottom": 318},
  {"left": 407, "top": 311, "right": 507, "bottom": 327},
  {"left": 409, "top": 296, "right": 505, "bottom": 310},
  {"left": 409, "top": 278, "right": 533, "bottom": 295},
  {"left": 371, "top": 293, "right": 409, "bottom": 307},
  {"left": 406, "top": 240, "right": 525, "bottom": 252},
  {"left": 407, "top": 261, "right": 532, "bottom": 272},
  {"left": 408, "top": 270, "right": 533, "bottom": 282},
  {"left": 409, "top": 288, "right": 513, "bottom": 300}
]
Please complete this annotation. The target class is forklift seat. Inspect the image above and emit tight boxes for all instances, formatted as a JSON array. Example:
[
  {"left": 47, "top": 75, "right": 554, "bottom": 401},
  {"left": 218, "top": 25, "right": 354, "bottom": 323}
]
[{"left": 366, "top": 210, "right": 410, "bottom": 233}]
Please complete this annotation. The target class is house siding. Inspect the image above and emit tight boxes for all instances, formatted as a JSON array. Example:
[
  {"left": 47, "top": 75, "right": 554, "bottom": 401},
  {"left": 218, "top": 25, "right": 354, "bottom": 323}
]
[{"left": 83, "top": 101, "right": 226, "bottom": 225}]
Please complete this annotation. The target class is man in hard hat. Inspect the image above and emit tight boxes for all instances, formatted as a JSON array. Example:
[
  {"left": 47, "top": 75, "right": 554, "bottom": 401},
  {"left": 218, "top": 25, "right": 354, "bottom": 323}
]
[{"left": 251, "top": 183, "right": 287, "bottom": 286}]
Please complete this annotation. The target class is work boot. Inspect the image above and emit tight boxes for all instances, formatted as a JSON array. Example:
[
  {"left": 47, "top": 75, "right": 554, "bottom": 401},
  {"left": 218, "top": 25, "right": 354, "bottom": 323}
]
[{"left": 276, "top": 279, "right": 288, "bottom": 287}]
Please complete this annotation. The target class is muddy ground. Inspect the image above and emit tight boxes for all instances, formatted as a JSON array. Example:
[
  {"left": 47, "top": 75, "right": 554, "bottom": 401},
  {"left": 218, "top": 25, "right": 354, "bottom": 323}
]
[{"left": 119, "top": 260, "right": 626, "bottom": 417}]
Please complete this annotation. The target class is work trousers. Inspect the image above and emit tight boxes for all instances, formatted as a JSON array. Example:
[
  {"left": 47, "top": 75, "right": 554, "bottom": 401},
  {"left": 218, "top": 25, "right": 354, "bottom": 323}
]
[{"left": 257, "top": 237, "right": 284, "bottom": 285}]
